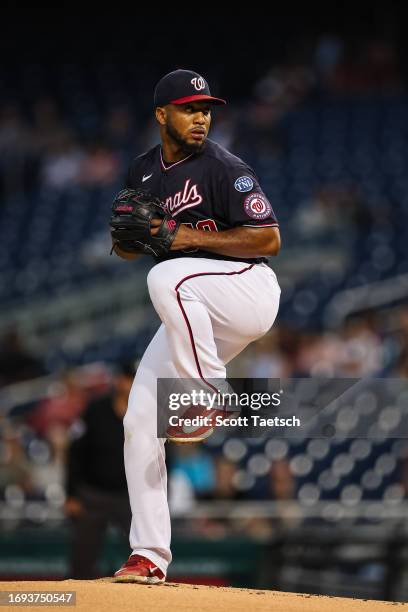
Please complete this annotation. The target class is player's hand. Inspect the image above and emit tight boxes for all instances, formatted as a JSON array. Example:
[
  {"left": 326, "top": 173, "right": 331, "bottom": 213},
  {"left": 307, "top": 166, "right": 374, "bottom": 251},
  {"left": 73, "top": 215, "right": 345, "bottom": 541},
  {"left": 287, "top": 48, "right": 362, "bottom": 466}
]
[
  {"left": 150, "top": 218, "right": 162, "bottom": 235},
  {"left": 150, "top": 219, "right": 195, "bottom": 250}
]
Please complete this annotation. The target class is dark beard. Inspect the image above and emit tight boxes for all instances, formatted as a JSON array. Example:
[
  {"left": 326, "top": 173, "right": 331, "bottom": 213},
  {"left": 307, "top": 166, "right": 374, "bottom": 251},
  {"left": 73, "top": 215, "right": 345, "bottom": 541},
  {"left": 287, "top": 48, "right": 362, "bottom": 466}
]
[{"left": 165, "top": 119, "right": 205, "bottom": 156}]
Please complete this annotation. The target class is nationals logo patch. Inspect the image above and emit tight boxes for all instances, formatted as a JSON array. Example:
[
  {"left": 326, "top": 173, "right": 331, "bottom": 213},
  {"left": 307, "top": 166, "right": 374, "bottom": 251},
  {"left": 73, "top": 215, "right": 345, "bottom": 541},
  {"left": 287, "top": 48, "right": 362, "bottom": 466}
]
[
  {"left": 234, "top": 176, "right": 254, "bottom": 193},
  {"left": 244, "top": 193, "right": 272, "bottom": 220}
]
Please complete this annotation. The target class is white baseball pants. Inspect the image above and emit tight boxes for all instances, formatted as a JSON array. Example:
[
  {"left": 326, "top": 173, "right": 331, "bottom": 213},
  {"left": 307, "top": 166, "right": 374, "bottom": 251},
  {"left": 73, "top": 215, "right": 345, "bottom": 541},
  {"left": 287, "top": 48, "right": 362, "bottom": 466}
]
[{"left": 123, "top": 257, "right": 281, "bottom": 575}]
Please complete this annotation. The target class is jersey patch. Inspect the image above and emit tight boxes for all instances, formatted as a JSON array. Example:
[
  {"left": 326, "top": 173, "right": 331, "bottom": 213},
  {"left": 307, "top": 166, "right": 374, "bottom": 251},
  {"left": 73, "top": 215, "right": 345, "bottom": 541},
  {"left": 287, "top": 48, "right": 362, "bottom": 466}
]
[
  {"left": 234, "top": 176, "right": 254, "bottom": 193},
  {"left": 244, "top": 193, "right": 272, "bottom": 220}
]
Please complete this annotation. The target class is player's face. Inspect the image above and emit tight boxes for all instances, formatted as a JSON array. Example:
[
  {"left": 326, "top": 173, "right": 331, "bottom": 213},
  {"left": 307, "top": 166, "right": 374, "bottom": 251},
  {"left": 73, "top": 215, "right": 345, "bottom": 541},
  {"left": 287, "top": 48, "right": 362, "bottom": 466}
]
[{"left": 164, "top": 101, "right": 212, "bottom": 154}]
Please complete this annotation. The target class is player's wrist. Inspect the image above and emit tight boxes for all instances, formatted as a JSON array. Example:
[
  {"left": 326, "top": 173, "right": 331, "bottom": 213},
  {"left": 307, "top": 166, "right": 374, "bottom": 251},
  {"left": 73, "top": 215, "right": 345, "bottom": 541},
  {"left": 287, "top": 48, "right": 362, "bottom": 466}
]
[{"left": 172, "top": 225, "right": 201, "bottom": 250}]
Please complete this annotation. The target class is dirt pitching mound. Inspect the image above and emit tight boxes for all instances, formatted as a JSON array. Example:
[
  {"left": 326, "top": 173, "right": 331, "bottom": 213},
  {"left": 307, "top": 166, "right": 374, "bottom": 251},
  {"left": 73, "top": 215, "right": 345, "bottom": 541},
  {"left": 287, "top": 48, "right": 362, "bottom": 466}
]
[{"left": 1, "top": 579, "right": 406, "bottom": 611}]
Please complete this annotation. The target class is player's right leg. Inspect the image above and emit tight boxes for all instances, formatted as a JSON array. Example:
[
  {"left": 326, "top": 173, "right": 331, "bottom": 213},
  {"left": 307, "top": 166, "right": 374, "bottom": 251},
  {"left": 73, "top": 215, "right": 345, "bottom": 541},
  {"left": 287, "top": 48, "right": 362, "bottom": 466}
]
[{"left": 115, "top": 324, "right": 176, "bottom": 582}]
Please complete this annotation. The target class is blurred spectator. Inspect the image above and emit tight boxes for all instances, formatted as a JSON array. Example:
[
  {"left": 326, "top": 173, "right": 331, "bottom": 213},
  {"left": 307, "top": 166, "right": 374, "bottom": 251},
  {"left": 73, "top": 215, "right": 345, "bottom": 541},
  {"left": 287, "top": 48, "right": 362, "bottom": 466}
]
[
  {"left": 78, "top": 142, "right": 121, "bottom": 187},
  {"left": 177, "top": 456, "right": 246, "bottom": 540},
  {"left": 31, "top": 98, "right": 71, "bottom": 154},
  {"left": 247, "top": 330, "right": 293, "bottom": 378},
  {"left": 238, "top": 458, "right": 298, "bottom": 538},
  {"left": 170, "top": 445, "right": 215, "bottom": 500},
  {"left": 0, "top": 422, "right": 34, "bottom": 498},
  {"left": 0, "top": 328, "right": 45, "bottom": 387},
  {"left": 41, "top": 133, "right": 84, "bottom": 189},
  {"left": 29, "top": 424, "right": 69, "bottom": 494},
  {"left": 212, "top": 456, "right": 243, "bottom": 501},
  {"left": 296, "top": 330, "right": 343, "bottom": 377},
  {"left": 28, "top": 370, "right": 87, "bottom": 437},
  {"left": 390, "top": 308, "right": 408, "bottom": 370},
  {"left": 208, "top": 112, "right": 236, "bottom": 150},
  {"left": 270, "top": 458, "right": 295, "bottom": 501},
  {"left": 295, "top": 315, "right": 384, "bottom": 376},
  {"left": 338, "top": 315, "right": 383, "bottom": 375},
  {"left": 250, "top": 62, "right": 314, "bottom": 131},
  {"left": 64, "top": 361, "right": 134, "bottom": 579},
  {"left": 294, "top": 185, "right": 358, "bottom": 243},
  {"left": 330, "top": 40, "right": 402, "bottom": 93},
  {"left": 398, "top": 308, "right": 408, "bottom": 342},
  {"left": 393, "top": 348, "right": 408, "bottom": 377},
  {"left": 168, "top": 468, "right": 196, "bottom": 516}
]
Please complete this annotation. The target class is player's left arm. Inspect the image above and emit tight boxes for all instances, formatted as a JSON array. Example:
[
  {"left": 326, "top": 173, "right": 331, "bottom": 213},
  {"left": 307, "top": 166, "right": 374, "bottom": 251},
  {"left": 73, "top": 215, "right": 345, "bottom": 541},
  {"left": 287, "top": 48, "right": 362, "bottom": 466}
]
[{"left": 167, "top": 224, "right": 281, "bottom": 257}]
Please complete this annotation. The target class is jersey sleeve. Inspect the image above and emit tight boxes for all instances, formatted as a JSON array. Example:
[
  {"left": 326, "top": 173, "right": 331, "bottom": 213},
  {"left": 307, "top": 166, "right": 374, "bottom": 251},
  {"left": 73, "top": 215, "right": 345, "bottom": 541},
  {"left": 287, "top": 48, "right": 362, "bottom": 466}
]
[{"left": 219, "top": 162, "right": 279, "bottom": 228}]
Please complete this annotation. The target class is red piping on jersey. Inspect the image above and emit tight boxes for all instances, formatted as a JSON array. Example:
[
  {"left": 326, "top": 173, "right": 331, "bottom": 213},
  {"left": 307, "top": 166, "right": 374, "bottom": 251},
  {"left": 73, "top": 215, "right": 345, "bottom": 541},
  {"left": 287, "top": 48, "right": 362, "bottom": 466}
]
[{"left": 174, "top": 264, "right": 255, "bottom": 394}]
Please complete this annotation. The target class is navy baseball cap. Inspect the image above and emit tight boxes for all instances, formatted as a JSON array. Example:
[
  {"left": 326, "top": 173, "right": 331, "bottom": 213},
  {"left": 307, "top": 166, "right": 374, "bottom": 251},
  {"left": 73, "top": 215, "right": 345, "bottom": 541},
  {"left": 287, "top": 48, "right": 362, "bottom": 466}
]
[{"left": 154, "top": 69, "right": 226, "bottom": 107}]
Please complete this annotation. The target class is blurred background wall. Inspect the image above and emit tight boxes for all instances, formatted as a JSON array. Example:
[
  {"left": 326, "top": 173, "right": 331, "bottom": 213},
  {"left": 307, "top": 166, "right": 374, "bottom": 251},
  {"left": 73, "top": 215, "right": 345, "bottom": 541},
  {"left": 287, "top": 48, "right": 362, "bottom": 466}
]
[{"left": 0, "top": 4, "right": 408, "bottom": 601}]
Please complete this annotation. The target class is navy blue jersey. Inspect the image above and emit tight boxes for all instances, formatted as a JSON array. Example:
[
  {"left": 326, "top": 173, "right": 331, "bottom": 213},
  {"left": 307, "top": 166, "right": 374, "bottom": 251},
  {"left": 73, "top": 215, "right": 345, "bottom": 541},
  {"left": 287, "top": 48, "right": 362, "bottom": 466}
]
[{"left": 126, "top": 139, "right": 279, "bottom": 264}]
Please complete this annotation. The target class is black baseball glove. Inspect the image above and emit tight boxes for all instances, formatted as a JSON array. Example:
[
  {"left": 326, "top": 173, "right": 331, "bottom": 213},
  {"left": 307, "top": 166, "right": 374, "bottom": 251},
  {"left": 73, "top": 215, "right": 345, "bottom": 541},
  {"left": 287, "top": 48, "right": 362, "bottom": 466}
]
[{"left": 110, "top": 188, "right": 180, "bottom": 258}]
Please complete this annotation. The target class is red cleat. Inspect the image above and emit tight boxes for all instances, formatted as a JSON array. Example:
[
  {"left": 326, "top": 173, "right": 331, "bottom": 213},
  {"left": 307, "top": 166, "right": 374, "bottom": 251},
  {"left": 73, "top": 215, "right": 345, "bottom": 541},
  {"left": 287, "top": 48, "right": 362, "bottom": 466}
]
[{"left": 114, "top": 554, "right": 165, "bottom": 584}]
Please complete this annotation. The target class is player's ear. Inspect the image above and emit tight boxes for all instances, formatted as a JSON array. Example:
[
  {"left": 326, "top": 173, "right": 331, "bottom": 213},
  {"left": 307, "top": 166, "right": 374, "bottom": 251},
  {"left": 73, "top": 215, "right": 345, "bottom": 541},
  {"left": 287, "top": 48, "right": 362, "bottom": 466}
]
[{"left": 155, "top": 107, "right": 166, "bottom": 126}]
